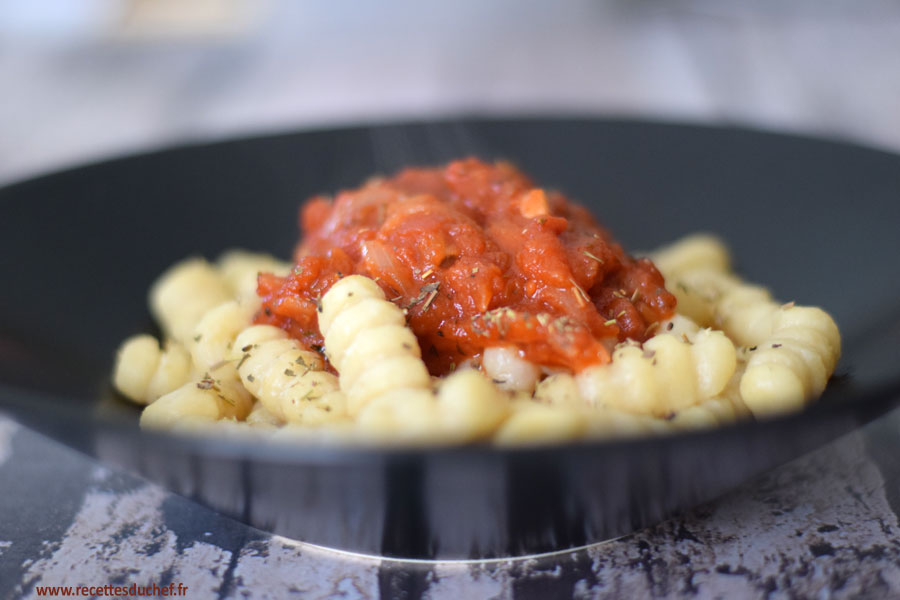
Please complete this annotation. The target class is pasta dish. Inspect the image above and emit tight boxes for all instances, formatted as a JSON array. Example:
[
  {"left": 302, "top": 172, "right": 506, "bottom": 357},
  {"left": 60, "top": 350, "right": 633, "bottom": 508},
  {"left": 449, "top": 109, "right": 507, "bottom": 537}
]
[{"left": 112, "top": 158, "right": 841, "bottom": 444}]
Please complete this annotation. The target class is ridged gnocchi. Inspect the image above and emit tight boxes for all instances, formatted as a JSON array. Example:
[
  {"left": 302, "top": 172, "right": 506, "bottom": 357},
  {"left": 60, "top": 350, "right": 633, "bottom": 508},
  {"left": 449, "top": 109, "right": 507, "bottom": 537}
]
[
  {"left": 114, "top": 232, "right": 841, "bottom": 445},
  {"left": 113, "top": 335, "right": 193, "bottom": 405},
  {"left": 652, "top": 234, "right": 841, "bottom": 420},
  {"left": 149, "top": 257, "right": 233, "bottom": 344},
  {"left": 576, "top": 326, "right": 736, "bottom": 418},
  {"left": 231, "top": 325, "right": 348, "bottom": 426},
  {"left": 319, "top": 275, "right": 432, "bottom": 416},
  {"left": 189, "top": 301, "right": 256, "bottom": 370},
  {"left": 740, "top": 305, "right": 841, "bottom": 417},
  {"left": 217, "top": 250, "right": 292, "bottom": 305},
  {"left": 140, "top": 362, "right": 253, "bottom": 430}
]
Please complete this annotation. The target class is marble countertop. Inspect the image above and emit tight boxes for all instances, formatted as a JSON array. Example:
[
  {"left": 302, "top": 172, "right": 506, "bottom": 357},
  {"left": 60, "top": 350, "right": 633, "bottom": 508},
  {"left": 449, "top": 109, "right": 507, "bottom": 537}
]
[{"left": 3, "top": 409, "right": 900, "bottom": 599}]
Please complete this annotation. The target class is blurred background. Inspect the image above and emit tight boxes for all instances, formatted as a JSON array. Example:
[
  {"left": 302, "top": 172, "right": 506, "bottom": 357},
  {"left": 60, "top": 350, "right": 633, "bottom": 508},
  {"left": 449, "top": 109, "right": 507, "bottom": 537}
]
[{"left": 2, "top": 0, "right": 899, "bottom": 184}]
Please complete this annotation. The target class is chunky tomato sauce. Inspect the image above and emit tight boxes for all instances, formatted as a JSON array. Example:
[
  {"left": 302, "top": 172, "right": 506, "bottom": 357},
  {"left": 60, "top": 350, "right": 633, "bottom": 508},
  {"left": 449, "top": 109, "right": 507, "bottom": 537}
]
[{"left": 256, "top": 158, "right": 675, "bottom": 375}]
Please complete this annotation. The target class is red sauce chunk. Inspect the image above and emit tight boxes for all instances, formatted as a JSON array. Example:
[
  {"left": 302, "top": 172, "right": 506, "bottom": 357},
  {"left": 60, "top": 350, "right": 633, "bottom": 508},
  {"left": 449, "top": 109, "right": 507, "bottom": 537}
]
[{"left": 256, "top": 158, "right": 676, "bottom": 376}]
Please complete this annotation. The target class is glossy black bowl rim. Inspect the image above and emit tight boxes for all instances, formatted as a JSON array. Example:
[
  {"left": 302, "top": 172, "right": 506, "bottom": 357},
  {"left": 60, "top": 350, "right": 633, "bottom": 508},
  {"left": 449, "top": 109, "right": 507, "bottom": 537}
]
[{"left": 5, "top": 113, "right": 900, "bottom": 191}]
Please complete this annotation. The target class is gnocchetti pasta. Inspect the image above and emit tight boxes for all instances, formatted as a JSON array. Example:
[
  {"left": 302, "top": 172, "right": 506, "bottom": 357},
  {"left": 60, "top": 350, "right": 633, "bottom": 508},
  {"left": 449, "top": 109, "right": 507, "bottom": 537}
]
[{"left": 113, "top": 159, "right": 841, "bottom": 445}]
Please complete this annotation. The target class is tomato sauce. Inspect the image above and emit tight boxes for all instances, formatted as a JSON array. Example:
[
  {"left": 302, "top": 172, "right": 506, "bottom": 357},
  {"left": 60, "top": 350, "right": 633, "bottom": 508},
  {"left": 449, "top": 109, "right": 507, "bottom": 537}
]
[{"left": 256, "top": 158, "right": 676, "bottom": 375}]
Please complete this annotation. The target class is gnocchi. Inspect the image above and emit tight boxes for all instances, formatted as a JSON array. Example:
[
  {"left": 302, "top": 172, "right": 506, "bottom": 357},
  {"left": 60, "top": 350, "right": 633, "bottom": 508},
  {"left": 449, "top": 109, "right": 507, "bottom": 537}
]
[{"left": 113, "top": 231, "right": 840, "bottom": 442}]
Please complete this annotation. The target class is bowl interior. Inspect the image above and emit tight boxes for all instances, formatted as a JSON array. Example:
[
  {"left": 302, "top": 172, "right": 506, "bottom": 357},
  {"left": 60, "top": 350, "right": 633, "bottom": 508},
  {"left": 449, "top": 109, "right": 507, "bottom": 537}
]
[{"left": 1, "top": 118, "right": 898, "bottom": 558}]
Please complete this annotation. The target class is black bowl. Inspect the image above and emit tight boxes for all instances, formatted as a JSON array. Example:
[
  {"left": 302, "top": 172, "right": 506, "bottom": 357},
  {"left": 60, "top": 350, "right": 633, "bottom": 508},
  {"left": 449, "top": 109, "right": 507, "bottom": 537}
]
[{"left": 1, "top": 118, "right": 899, "bottom": 559}]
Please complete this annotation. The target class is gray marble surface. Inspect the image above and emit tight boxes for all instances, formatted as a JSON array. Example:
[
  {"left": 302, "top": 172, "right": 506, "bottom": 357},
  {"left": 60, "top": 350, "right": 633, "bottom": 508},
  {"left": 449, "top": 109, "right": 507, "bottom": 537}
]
[{"left": 3, "top": 408, "right": 900, "bottom": 599}]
